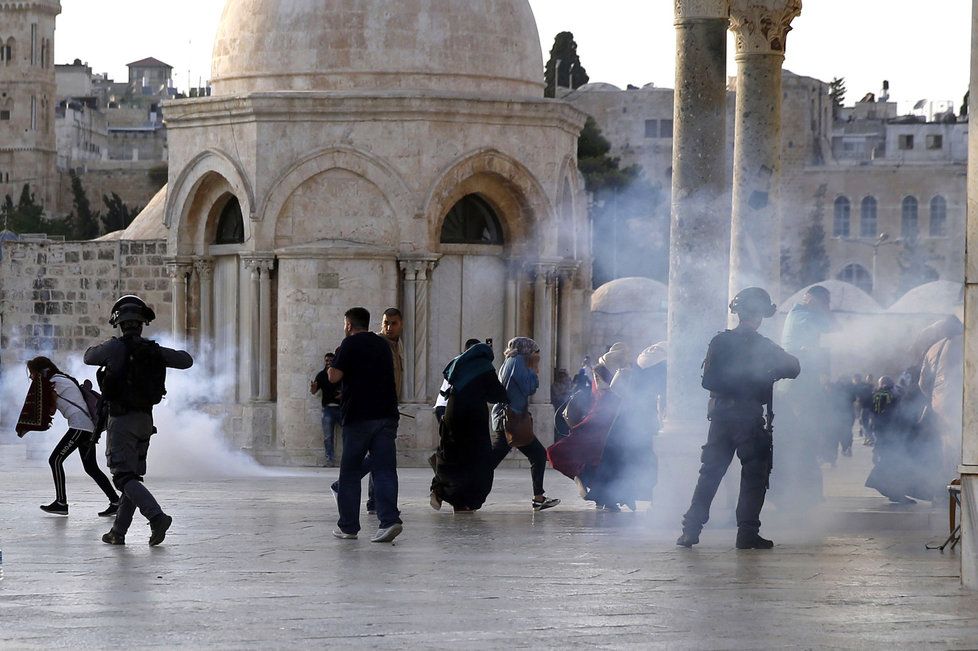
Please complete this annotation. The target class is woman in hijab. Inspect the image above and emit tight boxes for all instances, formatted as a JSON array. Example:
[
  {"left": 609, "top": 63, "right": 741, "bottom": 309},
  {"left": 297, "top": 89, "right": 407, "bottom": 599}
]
[
  {"left": 430, "top": 340, "right": 509, "bottom": 512},
  {"left": 490, "top": 337, "right": 560, "bottom": 511}
]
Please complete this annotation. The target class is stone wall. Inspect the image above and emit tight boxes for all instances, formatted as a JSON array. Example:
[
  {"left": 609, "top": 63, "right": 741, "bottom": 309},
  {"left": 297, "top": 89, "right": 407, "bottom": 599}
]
[
  {"left": 0, "top": 238, "right": 171, "bottom": 368},
  {"left": 56, "top": 161, "right": 167, "bottom": 216}
]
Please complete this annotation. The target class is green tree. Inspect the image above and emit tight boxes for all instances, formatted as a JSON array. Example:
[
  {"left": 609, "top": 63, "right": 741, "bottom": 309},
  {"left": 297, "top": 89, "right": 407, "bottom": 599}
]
[
  {"left": 544, "top": 31, "right": 589, "bottom": 98},
  {"left": 1, "top": 184, "right": 73, "bottom": 237},
  {"left": 962, "top": 89, "right": 970, "bottom": 117},
  {"left": 67, "top": 170, "right": 100, "bottom": 240},
  {"left": 829, "top": 77, "right": 846, "bottom": 117},
  {"left": 897, "top": 235, "right": 940, "bottom": 294},
  {"left": 101, "top": 192, "right": 139, "bottom": 233},
  {"left": 797, "top": 184, "right": 830, "bottom": 287},
  {"left": 577, "top": 117, "right": 640, "bottom": 194}
]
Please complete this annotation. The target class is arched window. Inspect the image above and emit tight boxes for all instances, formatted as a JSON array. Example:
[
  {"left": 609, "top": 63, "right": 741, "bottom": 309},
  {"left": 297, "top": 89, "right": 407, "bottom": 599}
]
[
  {"left": 1, "top": 38, "right": 12, "bottom": 65},
  {"left": 930, "top": 195, "right": 947, "bottom": 237},
  {"left": 440, "top": 194, "right": 504, "bottom": 245},
  {"left": 901, "top": 196, "right": 918, "bottom": 238},
  {"left": 860, "top": 196, "right": 877, "bottom": 238},
  {"left": 837, "top": 263, "right": 873, "bottom": 294},
  {"left": 833, "top": 196, "right": 851, "bottom": 237},
  {"left": 214, "top": 197, "right": 244, "bottom": 244}
]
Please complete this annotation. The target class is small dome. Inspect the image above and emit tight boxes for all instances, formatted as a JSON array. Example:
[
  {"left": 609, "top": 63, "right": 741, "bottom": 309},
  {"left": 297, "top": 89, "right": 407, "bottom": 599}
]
[
  {"left": 779, "top": 280, "right": 882, "bottom": 314},
  {"left": 591, "top": 277, "right": 668, "bottom": 314},
  {"left": 577, "top": 82, "right": 622, "bottom": 92},
  {"left": 211, "top": 0, "right": 544, "bottom": 97},
  {"left": 122, "top": 186, "right": 168, "bottom": 240},
  {"left": 888, "top": 280, "right": 963, "bottom": 314}
]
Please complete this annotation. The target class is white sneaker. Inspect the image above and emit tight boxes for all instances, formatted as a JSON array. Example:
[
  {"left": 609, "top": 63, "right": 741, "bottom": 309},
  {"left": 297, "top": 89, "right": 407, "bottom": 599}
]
[
  {"left": 370, "top": 523, "right": 403, "bottom": 543},
  {"left": 330, "top": 482, "right": 339, "bottom": 510},
  {"left": 429, "top": 491, "right": 443, "bottom": 511},
  {"left": 574, "top": 476, "right": 588, "bottom": 499},
  {"left": 332, "top": 528, "right": 357, "bottom": 540}
]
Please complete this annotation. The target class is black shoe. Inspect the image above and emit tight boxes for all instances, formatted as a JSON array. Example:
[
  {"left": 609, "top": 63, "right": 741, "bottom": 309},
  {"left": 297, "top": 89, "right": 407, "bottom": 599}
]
[
  {"left": 98, "top": 502, "right": 120, "bottom": 518},
  {"left": 533, "top": 497, "right": 560, "bottom": 511},
  {"left": 676, "top": 530, "right": 700, "bottom": 548},
  {"left": 149, "top": 513, "right": 172, "bottom": 546},
  {"left": 736, "top": 531, "right": 774, "bottom": 549},
  {"left": 366, "top": 501, "right": 376, "bottom": 515},
  {"left": 102, "top": 529, "right": 126, "bottom": 545},
  {"left": 40, "top": 501, "right": 68, "bottom": 516}
]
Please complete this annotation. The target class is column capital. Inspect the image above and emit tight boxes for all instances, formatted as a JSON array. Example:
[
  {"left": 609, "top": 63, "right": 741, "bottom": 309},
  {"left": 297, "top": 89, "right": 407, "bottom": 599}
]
[
  {"left": 675, "top": 0, "right": 729, "bottom": 21},
  {"left": 729, "top": 0, "right": 801, "bottom": 55},
  {"left": 241, "top": 253, "right": 274, "bottom": 272},
  {"left": 530, "top": 259, "right": 561, "bottom": 281},
  {"left": 165, "top": 259, "right": 193, "bottom": 279},
  {"left": 193, "top": 256, "right": 214, "bottom": 277},
  {"left": 398, "top": 254, "right": 439, "bottom": 280}
]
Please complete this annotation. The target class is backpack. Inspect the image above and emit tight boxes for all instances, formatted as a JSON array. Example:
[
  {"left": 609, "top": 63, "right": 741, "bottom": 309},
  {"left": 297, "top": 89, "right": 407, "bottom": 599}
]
[{"left": 101, "top": 338, "right": 167, "bottom": 412}]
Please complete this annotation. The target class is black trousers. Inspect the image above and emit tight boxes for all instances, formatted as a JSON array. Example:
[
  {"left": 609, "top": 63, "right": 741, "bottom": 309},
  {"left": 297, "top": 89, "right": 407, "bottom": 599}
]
[
  {"left": 48, "top": 428, "right": 119, "bottom": 505},
  {"left": 490, "top": 429, "right": 548, "bottom": 497},
  {"left": 682, "top": 416, "right": 771, "bottom": 534}
]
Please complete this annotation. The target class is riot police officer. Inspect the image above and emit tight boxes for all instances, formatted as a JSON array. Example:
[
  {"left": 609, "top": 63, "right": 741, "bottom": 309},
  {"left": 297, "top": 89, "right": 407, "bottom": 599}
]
[
  {"left": 84, "top": 295, "right": 193, "bottom": 546},
  {"left": 677, "top": 287, "right": 800, "bottom": 550}
]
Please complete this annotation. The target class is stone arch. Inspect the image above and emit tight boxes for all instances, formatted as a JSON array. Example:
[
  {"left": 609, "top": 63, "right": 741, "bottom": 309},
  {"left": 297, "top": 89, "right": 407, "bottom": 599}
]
[
  {"left": 422, "top": 148, "right": 555, "bottom": 257},
  {"left": 256, "top": 146, "right": 409, "bottom": 248},
  {"left": 165, "top": 149, "right": 255, "bottom": 255},
  {"left": 837, "top": 262, "right": 873, "bottom": 294},
  {"left": 555, "top": 154, "right": 582, "bottom": 258}
]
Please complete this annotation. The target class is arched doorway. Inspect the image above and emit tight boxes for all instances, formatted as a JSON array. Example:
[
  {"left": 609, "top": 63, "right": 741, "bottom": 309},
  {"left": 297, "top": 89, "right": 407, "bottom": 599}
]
[
  {"left": 430, "top": 194, "right": 508, "bottom": 394},
  {"left": 210, "top": 196, "right": 246, "bottom": 400}
]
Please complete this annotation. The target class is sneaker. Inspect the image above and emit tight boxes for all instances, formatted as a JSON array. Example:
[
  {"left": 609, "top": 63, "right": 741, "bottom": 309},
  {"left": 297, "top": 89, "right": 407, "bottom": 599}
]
[
  {"left": 429, "top": 491, "right": 443, "bottom": 511},
  {"left": 101, "top": 529, "right": 126, "bottom": 545},
  {"left": 40, "top": 501, "right": 68, "bottom": 516},
  {"left": 370, "top": 523, "right": 403, "bottom": 543},
  {"left": 330, "top": 482, "right": 339, "bottom": 510},
  {"left": 574, "top": 476, "right": 588, "bottom": 499},
  {"left": 148, "top": 513, "right": 172, "bottom": 546},
  {"left": 332, "top": 528, "right": 357, "bottom": 540},
  {"left": 596, "top": 502, "right": 621, "bottom": 512},
  {"left": 98, "top": 502, "right": 120, "bottom": 518},
  {"left": 676, "top": 530, "right": 700, "bottom": 548},
  {"left": 532, "top": 497, "right": 560, "bottom": 512},
  {"left": 736, "top": 531, "right": 774, "bottom": 550}
]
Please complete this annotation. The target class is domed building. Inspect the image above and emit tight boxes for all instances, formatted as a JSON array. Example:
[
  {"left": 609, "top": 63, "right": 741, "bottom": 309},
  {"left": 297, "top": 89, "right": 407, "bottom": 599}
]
[{"left": 160, "top": 0, "right": 590, "bottom": 464}]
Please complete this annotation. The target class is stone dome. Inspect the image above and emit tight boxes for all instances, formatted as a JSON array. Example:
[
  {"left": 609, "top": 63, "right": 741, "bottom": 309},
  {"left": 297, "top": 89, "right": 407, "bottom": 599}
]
[
  {"left": 211, "top": 0, "right": 545, "bottom": 97},
  {"left": 591, "top": 277, "right": 668, "bottom": 314},
  {"left": 888, "top": 280, "right": 963, "bottom": 315},
  {"left": 778, "top": 280, "right": 882, "bottom": 314}
]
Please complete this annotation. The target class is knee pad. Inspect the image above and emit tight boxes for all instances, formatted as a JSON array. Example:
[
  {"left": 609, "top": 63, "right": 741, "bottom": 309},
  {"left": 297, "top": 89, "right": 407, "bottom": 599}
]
[{"left": 112, "top": 472, "right": 141, "bottom": 492}]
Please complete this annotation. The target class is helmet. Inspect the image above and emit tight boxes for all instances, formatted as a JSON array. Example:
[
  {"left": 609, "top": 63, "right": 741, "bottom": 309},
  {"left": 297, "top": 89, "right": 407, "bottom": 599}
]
[
  {"left": 109, "top": 295, "right": 156, "bottom": 327},
  {"left": 729, "top": 287, "right": 776, "bottom": 318}
]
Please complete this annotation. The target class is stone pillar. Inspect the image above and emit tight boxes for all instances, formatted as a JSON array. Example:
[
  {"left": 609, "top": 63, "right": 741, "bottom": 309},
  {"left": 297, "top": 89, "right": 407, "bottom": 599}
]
[
  {"left": 166, "top": 260, "right": 192, "bottom": 346},
  {"left": 727, "top": 0, "right": 802, "bottom": 304},
  {"left": 257, "top": 258, "right": 275, "bottom": 401},
  {"left": 961, "top": 0, "right": 978, "bottom": 589},
  {"left": 413, "top": 259, "right": 437, "bottom": 401},
  {"left": 243, "top": 258, "right": 261, "bottom": 400},
  {"left": 532, "top": 262, "right": 557, "bottom": 404},
  {"left": 666, "top": 0, "right": 731, "bottom": 427},
  {"left": 556, "top": 264, "right": 579, "bottom": 374},
  {"left": 504, "top": 260, "right": 519, "bottom": 345},
  {"left": 398, "top": 260, "right": 419, "bottom": 403},
  {"left": 194, "top": 257, "right": 214, "bottom": 365}
]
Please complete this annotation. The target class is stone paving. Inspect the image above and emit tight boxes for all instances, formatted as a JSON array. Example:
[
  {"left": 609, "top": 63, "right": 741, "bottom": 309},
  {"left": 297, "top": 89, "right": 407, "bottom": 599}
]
[{"left": 1, "top": 441, "right": 977, "bottom": 649}]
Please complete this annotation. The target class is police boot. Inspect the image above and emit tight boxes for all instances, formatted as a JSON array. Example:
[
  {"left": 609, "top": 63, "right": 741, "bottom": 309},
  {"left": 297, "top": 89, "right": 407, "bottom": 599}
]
[
  {"left": 736, "top": 530, "right": 774, "bottom": 550},
  {"left": 676, "top": 528, "right": 700, "bottom": 548}
]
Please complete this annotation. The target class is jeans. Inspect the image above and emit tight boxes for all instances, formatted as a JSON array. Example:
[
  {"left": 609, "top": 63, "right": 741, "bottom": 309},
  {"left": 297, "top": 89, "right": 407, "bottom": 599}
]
[
  {"left": 321, "top": 406, "right": 341, "bottom": 461},
  {"left": 490, "top": 428, "right": 548, "bottom": 497},
  {"left": 337, "top": 418, "right": 401, "bottom": 533}
]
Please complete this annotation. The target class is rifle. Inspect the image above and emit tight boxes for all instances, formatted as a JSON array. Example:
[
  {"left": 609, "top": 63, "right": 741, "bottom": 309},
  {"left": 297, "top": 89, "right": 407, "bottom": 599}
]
[{"left": 763, "top": 384, "right": 775, "bottom": 489}]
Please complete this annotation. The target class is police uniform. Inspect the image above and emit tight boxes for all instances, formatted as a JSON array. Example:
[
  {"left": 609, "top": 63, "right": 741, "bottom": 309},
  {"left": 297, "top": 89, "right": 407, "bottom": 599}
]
[{"left": 678, "top": 288, "right": 800, "bottom": 549}]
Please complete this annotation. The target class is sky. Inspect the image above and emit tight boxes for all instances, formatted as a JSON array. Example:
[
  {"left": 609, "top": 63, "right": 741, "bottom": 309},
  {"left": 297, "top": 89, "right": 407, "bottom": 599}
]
[{"left": 55, "top": 0, "right": 971, "bottom": 114}]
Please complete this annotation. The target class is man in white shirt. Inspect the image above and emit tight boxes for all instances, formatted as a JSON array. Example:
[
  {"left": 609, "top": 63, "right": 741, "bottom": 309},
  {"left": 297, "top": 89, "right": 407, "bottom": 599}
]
[{"left": 27, "top": 356, "right": 120, "bottom": 517}]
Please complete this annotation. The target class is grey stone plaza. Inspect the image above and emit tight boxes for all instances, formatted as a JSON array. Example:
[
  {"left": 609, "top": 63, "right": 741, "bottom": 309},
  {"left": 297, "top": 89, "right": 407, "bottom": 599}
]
[{"left": 2, "top": 443, "right": 977, "bottom": 649}]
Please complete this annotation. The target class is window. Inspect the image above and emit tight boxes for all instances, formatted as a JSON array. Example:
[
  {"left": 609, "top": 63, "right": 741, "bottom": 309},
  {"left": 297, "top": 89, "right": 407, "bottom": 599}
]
[
  {"left": 0, "top": 43, "right": 10, "bottom": 64},
  {"left": 214, "top": 197, "right": 244, "bottom": 244},
  {"left": 859, "top": 196, "right": 877, "bottom": 238},
  {"left": 0, "top": 110, "right": 9, "bottom": 121},
  {"left": 30, "top": 95, "right": 36, "bottom": 130},
  {"left": 898, "top": 134, "right": 914, "bottom": 150},
  {"left": 30, "top": 24, "right": 36, "bottom": 66},
  {"left": 833, "top": 196, "right": 851, "bottom": 237},
  {"left": 659, "top": 119, "right": 673, "bottom": 138},
  {"left": 838, "top": 263, "right": 873, "bottom": 294},
  {"left": 440, "top": 194, "right": 504, "bottom": 245},
  {"left": 644, "top": 120, "right": 657, "bottom": 138},
  {"left": 926, "top": 134, "right": 943, "bottom": 150},
  {"left": 930, "top": 195, "right": 947, "bottom": 237},
  {"left": 901, "top": 196, "right": 918, "bottom": 238}
]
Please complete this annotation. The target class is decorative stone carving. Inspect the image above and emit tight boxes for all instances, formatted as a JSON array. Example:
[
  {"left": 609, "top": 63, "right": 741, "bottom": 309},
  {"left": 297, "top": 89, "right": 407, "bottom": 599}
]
[
  {"left": 675, "top": 0, "right": 730, "bottom": 20},
  {"left": 729, "top": 0, "right": 802, "bottom": 55}
]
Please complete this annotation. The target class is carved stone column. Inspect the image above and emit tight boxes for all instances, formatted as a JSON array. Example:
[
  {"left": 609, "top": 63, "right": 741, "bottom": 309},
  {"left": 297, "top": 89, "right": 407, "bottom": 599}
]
[
  {"left": 961, "top": 0, "right": 978, "bottom": 589},
  {"left": 166, "top": 260, "right": 192, "bottom": 346},
  {"left": 413, "top": 258, "right": 437, "bottom": 401},
  {"left": 532, "top": 262, "right": 558, "bottom": 404},
  {"left": 556, "top": 263, "right": 579, "bottom": 374},
  {"left": 504, "top": 259, "right": 519, "bottom": 345},
  {"left": 667, "top": 0, "right": 731, "bottom": 428},
  {"left": 398, "top": 259, "right": 419, "bottom": 403},
  {"left": 242, "top": 257, "right": 261, "bottom": 400},
  {"left": 257, "top": 258, "right": 275, "bottom": 401},
  {"left": 727, "top": 0, "right": 802, "bottom": 305},
  {"left": 193, "top": 257, "right": 214, "bottom": 363}
]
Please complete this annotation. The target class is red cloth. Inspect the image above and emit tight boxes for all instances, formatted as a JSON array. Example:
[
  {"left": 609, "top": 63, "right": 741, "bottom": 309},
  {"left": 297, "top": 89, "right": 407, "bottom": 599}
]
[
  {"left": 547, "top": 388, "right": 622, "bottom": 480},
  {"left": 15, "top": 377, "right": 56, "bottom": 437}
]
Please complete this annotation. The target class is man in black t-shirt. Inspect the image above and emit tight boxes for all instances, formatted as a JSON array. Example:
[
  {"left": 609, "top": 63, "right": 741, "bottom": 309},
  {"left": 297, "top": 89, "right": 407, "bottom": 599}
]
[
  {"left": 328, "top": 307, "right": 402, "bottom": 543},
  {"left": 310, "top": 353, "right": 341, "bottom": 466}
]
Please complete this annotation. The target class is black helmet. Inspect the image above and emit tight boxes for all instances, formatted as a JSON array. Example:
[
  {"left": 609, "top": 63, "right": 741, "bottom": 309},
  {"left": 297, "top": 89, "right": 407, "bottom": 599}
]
[
  {"left": 729, "top": 287, "right": 776, "bottom": 318},
  {"left": 109, "top": 295, "right": 156, "bottom": 327}
]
